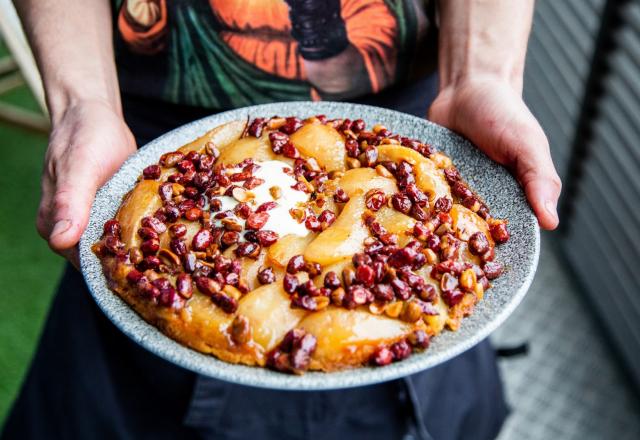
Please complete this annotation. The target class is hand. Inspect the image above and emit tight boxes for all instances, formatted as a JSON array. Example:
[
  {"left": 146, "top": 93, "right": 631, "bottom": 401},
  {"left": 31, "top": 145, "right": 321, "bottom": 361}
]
[
  {"left": 37, "top": 100, "right": 136, "bottom": 267},
  {"left": 285, "top": 0, "right": 348, "bottom": 61},
  {"left": 429, "top": 77, "right": 562, "bottom": 230}
]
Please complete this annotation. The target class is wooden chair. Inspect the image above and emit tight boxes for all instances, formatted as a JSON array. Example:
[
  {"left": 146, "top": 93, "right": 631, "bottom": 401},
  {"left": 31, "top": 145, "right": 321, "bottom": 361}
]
[{"left": 0, "top": 0, "right": 50, "bottom": 133}]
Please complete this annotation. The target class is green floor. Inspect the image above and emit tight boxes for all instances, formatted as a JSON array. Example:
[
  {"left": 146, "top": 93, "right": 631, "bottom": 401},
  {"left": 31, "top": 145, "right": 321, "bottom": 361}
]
[{"left": 0, "top": 45, "right": 64, "bottom": 425}]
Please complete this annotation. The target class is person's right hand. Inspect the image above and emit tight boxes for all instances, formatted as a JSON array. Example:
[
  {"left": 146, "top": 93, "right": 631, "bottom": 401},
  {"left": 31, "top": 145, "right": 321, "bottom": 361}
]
[{"left": 37, "top": 99, "right": 136, "bottom": 268}]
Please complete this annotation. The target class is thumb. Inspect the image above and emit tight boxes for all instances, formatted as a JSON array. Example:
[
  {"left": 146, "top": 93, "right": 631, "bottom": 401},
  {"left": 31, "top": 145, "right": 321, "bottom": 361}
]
[
  {"left": 511, "top": 141, "right": 562, "bottom": 230},
  {"left": 48, "top": 168, "right": 100, "bottom": 253},
  {"left": 520, "top": 167, "right": 562, "bottom": 230}
]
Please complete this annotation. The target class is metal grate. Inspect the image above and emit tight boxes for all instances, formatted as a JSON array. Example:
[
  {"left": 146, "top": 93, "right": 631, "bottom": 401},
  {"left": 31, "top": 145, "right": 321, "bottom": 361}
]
[
  {"left": 559, "top": 0, "right": 640, "bottom": 391},
  {"left": 523, "top": 0, "right": 606, "bottom": 181},
  {"left": 523, "top": 0, "right": 640, "bottom": 392}
]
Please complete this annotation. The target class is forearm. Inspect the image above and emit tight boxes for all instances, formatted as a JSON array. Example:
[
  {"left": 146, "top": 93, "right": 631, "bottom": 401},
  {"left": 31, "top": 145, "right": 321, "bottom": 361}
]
[
  {"left": 13, "top": 0, "right": 121, "bottom": 122},
  {"left": 437, "top": 0, "right": 534, "bottom": 92},
  {"left": 304, "top": 46, "right": 370, "bottom": 96}
]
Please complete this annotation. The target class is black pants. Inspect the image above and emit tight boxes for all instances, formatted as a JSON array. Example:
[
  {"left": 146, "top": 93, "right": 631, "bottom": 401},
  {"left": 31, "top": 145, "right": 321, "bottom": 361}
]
[{"left": 2, "top": 76, "right": 508, "bottom": 440}]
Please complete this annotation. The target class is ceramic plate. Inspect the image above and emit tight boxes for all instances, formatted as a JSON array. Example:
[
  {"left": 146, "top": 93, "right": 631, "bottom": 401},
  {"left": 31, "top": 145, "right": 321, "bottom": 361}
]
[{"left": 79, "top": 102, "right": 540, "bottom": 390}]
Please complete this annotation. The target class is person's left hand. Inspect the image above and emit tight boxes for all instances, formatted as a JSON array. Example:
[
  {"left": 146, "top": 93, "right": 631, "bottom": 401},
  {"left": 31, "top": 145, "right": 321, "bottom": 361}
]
[{"left": 429, "top": 77, "right": 562, "bottom": 230}]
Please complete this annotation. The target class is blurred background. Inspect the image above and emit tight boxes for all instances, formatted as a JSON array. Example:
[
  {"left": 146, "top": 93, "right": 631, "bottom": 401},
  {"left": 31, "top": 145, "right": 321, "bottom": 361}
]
[{"left": 1, "top": 0, "right": 639, "bottom": 438}]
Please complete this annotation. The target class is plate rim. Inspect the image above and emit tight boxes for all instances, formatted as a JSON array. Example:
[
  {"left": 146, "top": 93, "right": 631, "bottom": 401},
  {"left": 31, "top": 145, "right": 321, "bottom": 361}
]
[{"left": 80, "top": 101, "right": 540, "bottom": 390}]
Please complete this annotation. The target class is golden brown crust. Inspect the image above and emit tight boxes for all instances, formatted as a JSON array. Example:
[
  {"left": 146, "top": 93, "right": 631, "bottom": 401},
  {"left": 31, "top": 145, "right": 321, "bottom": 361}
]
[{"left": 178, "top": 119, "right": 247, "bottom": 154}]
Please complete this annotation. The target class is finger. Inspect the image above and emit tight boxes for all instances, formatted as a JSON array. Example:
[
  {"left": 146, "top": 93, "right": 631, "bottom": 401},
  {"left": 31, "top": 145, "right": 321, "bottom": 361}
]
[
  {"left": 37, "top": 188, "right": 53, "bottom": 241},
  {"left": 521, "top": 168, "right": 562, "bottom": 230},
  {"left": 48, "top": 163, "right": 100, "bottom": 253},
  {"left": 507, "top": 132, "right": 562, "bottom": 230},
  {"left": 59, "top": 246, "right": 80, "bottom": 270},
  {"left": 37, "top": 159, "right": 57, "bottom": 239}
]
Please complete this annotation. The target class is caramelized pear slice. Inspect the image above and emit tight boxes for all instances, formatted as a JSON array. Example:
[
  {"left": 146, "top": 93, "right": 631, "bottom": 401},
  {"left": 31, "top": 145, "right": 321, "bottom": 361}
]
[
  {"left": 158, "top": 220, "right": 201, "bottom": 249},
  {"left": 313, "top": 258, "right": 352, "bottom": 287},
  {"left": 337, "top": 168, "right": 397, "bottom": 197},
  {"left": 223, "top": 248, "right": 268, "bottom": 291},
  {"left": 299, "top": 307, "right": 413, "bottom": 369},
  {"left": 238, "top": 283, "right": 308, "bottom": 351},
  {"left": 117, "top": 180, "right": 162, "bottom": 247},
  {"left": 374, "top": 206, "right": 416, "bottom": 247},
  {"left": 243, "top": 250, "right": 269, "bottom": 291},
  {"left": 267, "top": 233, "right": 315, "bottom": 268},
  {"left": 217, "top": 133, "right": 280, "bottom": 166},
  {"left": 185, "top": 292, "right": 235, "bottom": 347},
  {"left": 178, "top": 120, "right": 246, "bottom": 154},
  {"left": 416, "top": 266, "right": 450, "bottom": 336},
  {"left": 304, "top": 194, "right": 369, "bottom": 265},
  {"left": 450, "top": 204, "right": 493, "bottom": 244},
  {"left": 290, "top": 123, "right": 346, "bottom": 171},
  {"left": 375, "top": 206, "right": 416, "bottom": 235},
  {"left": 309, "top": 195, "right": 339, "bottom": 218},
  {"left": 377, "top": 145, "right": 450, "bottom": 204}
]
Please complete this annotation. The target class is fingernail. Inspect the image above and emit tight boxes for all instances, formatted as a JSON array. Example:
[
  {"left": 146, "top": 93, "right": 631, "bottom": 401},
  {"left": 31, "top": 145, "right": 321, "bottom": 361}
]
[
  {"left": 544, "top": 200, "right": 558, "bottom": 222},
  {"left": 51, "top": 219, "right": 72, "bottom": 238}
]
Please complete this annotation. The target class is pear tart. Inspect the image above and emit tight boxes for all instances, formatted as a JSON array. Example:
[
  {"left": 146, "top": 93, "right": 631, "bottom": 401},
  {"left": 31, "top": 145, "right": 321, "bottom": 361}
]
[{"left": 93, "top": 115, "right": 510, "bottom": 374}]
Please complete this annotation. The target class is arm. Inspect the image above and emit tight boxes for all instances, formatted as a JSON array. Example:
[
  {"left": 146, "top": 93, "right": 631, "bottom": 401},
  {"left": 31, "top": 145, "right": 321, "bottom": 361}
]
[
  {"left": 429, "top": 0, "right": 562, "bottom": 229},
  {"left": 14, "top": 0, "right": 136, "bottom": 266}
]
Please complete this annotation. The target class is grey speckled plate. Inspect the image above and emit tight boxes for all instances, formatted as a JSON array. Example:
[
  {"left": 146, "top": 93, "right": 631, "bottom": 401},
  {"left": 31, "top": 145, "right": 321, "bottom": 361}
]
[{"left": 79, "top": 102, "right": 539, "bottom": 390}]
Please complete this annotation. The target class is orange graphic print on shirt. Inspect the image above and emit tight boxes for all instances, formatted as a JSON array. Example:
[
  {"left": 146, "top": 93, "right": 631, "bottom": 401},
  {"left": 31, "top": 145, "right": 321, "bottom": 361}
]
[{"left": 115, "top": 0, "right": 430, "bottom": 109}]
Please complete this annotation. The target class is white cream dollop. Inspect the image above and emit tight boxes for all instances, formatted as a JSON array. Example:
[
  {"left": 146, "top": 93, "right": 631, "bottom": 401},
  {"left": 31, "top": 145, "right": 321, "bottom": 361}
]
[{"left": 212, "top": 160, "right": 310, "bottom": 238}]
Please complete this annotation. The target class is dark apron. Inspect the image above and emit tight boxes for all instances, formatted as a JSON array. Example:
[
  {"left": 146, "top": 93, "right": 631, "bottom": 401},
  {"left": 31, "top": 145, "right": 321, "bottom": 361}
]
[{"left": 1, "top": 75, "right": 508, "bottom": 440}]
